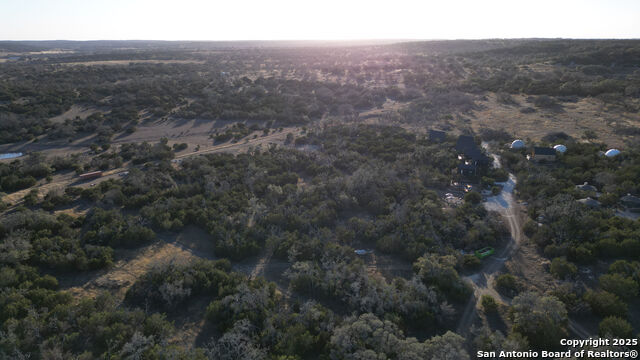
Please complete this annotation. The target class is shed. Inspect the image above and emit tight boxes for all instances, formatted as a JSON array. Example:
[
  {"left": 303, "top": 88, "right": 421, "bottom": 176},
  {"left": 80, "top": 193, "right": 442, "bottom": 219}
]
[
  {"left": 576, "top": 182, "right": 597, "bottom": 192},
  {"left": 531, "top": 147, "right": 556, "bottom": 162},
  {"left": 578, "top": 197, "right": 601, "bottom": 208},
  {"left": 428, "top": 130, "right": 446, "bottom": 142}
]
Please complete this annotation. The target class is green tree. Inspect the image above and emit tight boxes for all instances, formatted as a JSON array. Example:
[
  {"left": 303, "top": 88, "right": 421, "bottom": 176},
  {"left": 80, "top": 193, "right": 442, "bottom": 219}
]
[
  {"left": 464, "top": 191, "right": 482, "bottom": 205},
  {"left": 598, "top": 273, "right": 638, "bottom": 300},
  {"left": 599, "top": 317, "right": 633, "bottom": 338},
  {"left": 583, "top": 290, "right": 627, "bottom": 318},
  {"left": 510, "top": 292, "right": 568, "bottom": 349}
]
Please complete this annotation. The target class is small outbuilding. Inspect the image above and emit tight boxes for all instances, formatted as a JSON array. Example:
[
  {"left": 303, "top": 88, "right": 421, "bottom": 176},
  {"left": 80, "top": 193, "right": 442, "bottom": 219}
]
[
  {"left": 531, "top": 147, "right": 556, "bottom": 162},
  {"left": 511, "top": 139, "right": 525, "bottom": 149},
  {"left": 578, "top": 197, "right": 601, "bottom": 208},
  {"left": 576, "top": 182, "right": 597, "bottom": 192},
  {"left": 553, "top": 144, "right": 567, "bottom": 153},
  {"left": 428, "top": 129, "right": 447, "bottom": 142},
  {"left": 605, "top": 149, "right": 621, "bottom": 157}
]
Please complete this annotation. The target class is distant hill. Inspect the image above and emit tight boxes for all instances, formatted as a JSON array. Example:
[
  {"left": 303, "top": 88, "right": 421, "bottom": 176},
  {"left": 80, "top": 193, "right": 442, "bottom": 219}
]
[{"left": 0, "top": 39, "right": 406, "bottom": 53}]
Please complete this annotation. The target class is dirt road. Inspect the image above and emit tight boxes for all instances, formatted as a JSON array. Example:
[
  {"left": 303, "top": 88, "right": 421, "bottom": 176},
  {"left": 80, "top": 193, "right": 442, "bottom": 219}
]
[
  {"left": 456, "top": 172, "right": 521, "bottom": 335},
  {"left": 456, "top": 146, "right": 592, "bottom": 339},
  {"left": 2, "top": 129, "right": 296, "bottom": 208},
  {"left": 175, "top": 129, "right": 297, "bottom": 159}
]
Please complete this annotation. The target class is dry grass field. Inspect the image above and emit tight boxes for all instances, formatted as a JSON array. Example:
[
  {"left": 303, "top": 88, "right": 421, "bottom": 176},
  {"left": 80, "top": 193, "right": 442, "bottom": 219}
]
[
  {"left": 470, "top": 93, "right": 640, "bottom": 147},
  {"left": 49, "top": 104, "right": 105, "bottom": 124},
  {"left": 61, "top": 59, "right": 205, "bottom": 66}
]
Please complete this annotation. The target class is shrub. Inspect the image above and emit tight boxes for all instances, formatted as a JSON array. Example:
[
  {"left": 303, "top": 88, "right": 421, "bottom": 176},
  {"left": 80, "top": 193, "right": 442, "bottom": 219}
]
[
  {"left": 550, "top": 257, "right": 577, "bottom": 280},
  {"left": 490, "top": 168, "right": 509, "bottom": 182},
  {"left": 532, "top": 95, "right": 560, "bottom": 109},
  {"left": 462, "top": 254, "right": 482, "bottom": 270},
  {"left": 544, "top": 245, "right": 566, "bottom": 259},
  {"left": 23, "top": 188, "right": 39, "bottom": 206},
  {"left": 496, "top": 274, "right": 519, "bottom": 297},
  {"left": 481, "top": 177, "right": 495, "bottom": 187},
  {"left": 608, "top": 260, "right": 640, "bottom": 279},
  {"left": 481, "top": 295, "right": 498, "bottom": 313},
  {"left": 620, "top": 239, "right": 640, "bottom": 258},
  {"left": 172, "top": 143, "right": 188, "bottom": 151},
  {"left": 523, "top": 220, "right": 538, "bottom": 237},
  {"left": 496, "top": 92, "right": 518, "bottom": 105},
  {"left": 598, "top": 238, "right": 622, "bottom": 258},
  {"left": 568, "top": 245, "right": 595, "bottom": 264}
]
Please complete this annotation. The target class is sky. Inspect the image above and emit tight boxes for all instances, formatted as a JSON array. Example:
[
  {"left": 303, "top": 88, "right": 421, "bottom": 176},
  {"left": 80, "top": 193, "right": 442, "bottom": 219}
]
[{"left": 2, "top": 0, "right": 640, "bottom": 41}]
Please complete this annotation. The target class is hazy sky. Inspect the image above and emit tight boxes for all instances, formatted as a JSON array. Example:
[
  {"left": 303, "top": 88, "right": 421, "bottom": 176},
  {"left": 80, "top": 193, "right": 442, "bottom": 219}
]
[{"left": 2, "top": 0, "right": 640, "bottom": 40}]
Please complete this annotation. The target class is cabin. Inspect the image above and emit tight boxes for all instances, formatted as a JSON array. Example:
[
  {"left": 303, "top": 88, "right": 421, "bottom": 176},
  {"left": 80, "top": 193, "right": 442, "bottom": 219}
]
[
  {"left": 464, "top": 147, "right": 491, "bottom": 166},
  {"left": 428, "top": 129, "right": 447, "bottom": 142},
  {"left": 455, "top": 135, "right": 490, "bottom": 176},
  {"left": 531, "top": 147, "right": 556, "bottom": 162}
]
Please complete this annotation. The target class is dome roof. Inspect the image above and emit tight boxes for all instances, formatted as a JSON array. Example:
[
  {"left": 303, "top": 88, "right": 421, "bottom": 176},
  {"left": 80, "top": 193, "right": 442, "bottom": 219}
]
[
  {"left": 553, "top": 144, "right": 567, "bottom": 153},
  {"left": 511, "top": 139, "right": 525, "bottom": 149},
  {"left": 605, "top": 149, "right": 621, "bottom": 157}
]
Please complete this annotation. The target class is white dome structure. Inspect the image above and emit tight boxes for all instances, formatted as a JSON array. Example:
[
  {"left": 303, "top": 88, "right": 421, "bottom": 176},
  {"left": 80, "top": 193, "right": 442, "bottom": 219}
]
[
  {"left": 605, "top": 149, "right": 621, "bottom": 157},
  {"left": 511, "top": 139, "right": 525, "bottom": 149},
  {"left": 553, "top": 144, "right": 567, "bottom": 153}
]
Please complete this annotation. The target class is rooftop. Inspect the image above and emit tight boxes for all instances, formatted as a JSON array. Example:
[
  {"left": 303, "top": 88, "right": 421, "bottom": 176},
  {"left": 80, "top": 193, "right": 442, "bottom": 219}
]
[
  {"left": 576, "top": 182, "right": 597, "bottom": 192},
  {"left": 534, "top": 147, "right": 556, "bottom": 156},
  {"left": 464, "top": 147, "right": 491, "bottom": 163},
  {"left": 621, "top": 194, "right": 640, "bottom": 204},
  {"left": 578, "top": 197, "right": 601, "bottom": 208},
  {"left": 428, "top": 129, "right": 446, "bottom": 142},
  {"left": 455, "top": 135, "right": 476, "bottom": 153}
]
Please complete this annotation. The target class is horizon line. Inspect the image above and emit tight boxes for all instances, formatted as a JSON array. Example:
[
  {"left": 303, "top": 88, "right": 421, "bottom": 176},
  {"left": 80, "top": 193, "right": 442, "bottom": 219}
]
[{"left": 3, "top": 37, "right": 640, "bottom": 42}]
